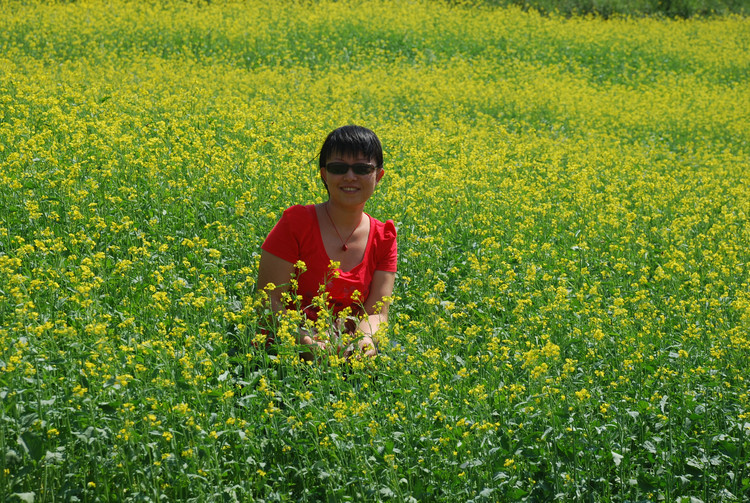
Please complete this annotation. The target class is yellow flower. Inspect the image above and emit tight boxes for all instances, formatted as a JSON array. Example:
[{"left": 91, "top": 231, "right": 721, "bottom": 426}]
[{"left": 575, "top": 388, "right": 591, "bottom": 401}]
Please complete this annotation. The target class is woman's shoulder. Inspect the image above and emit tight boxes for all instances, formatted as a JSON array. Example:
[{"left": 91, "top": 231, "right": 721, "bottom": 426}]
[
  {"left": 369, "top": 215, "right": 397, "bottom": 241},
  {"left": 281, "top": 204, "right": 316, "bottom": 222},
  {"left": 367, "top": 215, "right": 398, "bottom": 271},
  {"left": 263, "top": 205, "right": 317, "bottom": 258}
]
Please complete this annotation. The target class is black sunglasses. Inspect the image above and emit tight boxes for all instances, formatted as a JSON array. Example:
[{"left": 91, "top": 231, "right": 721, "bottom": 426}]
[{"left": 325, "top": 162, "right": 378, "bottom": 175}]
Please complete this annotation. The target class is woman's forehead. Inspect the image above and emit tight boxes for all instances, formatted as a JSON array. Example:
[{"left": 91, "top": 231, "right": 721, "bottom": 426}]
[{"left": 328, "top": 150, "right": 373, "bottom": 162}]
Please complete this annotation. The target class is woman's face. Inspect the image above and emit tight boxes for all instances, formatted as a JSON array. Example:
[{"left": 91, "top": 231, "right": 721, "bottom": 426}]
[{"left": 321, "top": 151, "right": 384, "bottom": 209}]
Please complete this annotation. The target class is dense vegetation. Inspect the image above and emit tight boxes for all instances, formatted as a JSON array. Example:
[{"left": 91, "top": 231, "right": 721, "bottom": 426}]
[
  {"left": 1, "top": 1, "right": 749, "bottom": 501},
  {"left": 477, "top": 0, "right": 749, "bottom": 18}
]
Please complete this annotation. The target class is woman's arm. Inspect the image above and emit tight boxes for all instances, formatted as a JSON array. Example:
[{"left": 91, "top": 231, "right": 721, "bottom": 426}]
[
  {"left": 257, "top": 250, "right": 325, "bottom": 357},
  {"left": 256, "top": 250, "right": 295, "bottom": 313},
  {"left": 354, "top": 270, "right": 396, "bottom": 356}
]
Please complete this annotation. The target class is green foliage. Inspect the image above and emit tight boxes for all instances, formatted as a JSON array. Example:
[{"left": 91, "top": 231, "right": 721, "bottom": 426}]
[
  {"left": 1, "top": 0, "right": 749, "bottom": 502},
  {"left": 473, "top": 0, "right": 749, "bottom": 18}
]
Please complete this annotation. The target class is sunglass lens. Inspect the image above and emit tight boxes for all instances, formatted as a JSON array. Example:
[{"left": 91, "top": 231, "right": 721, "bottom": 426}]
[
  {"left": 326, "top": 163, "right": 376, "bottom": 175},
  {"left": 326, "top": 163, "right": 348, "bottom": 174},
  {"left": 353, "top": 164, "right": 375, "bottom": 175}
]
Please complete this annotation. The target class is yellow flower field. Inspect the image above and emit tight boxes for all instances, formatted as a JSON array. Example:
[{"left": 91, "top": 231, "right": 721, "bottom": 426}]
[{"left": 1, "top": 1, "right": 749, "bottom": 501}]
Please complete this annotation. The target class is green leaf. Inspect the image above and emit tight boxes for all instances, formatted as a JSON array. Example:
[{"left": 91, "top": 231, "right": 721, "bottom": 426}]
[
  {"left": 385, "top": 440, "right": 394, "bottom": 454},
  {"left": 379, "top": 487, "right": 395, "bottom": 498},
  {"left": 612, "top": 451, "right": 623, "bottom": 466},
  {"left": 637, "top": 472, "right": 659, "bottom": 491},
  {"left": 717, "top": 439, "right": 740, "bottom": 459},
  {"left": 44, "top": 450, "right": 65, "bottom": 465},
  {"left": 479, "top": 488, "right": 494, "bottom": 498},
  {"left": 505, "top": 488, "right": 528, "bottom": 498},
  {"left": 18, "top": 433, "right": 44, "bottom": 461}
]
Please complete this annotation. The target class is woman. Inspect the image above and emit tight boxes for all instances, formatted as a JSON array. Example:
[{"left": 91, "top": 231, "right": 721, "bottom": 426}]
[{"left": 257, "top": 125, "right": 397, "bottom": 358}]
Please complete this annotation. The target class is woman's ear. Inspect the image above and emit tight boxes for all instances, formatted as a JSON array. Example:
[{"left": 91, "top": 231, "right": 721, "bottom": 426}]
[
  {"left": 320, "top": 167, "right": 328, "bottom": 185},
  {"left": 376, "top": 169, "right": 385, "bottom": 183}
]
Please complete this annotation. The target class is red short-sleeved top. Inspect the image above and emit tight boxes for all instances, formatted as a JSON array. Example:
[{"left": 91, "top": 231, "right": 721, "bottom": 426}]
[{"left": 261, "top": 204, "right": 397, "bottom": 319}]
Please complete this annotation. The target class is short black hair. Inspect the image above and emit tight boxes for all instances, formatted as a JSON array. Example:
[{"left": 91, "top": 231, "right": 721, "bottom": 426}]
[{"left": 318, "top": 125, "right": 383, "bottom": 170}]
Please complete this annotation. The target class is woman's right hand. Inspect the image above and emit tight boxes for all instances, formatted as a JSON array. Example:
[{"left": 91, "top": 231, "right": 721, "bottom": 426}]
[{"left": 298, "top": 328, "right": 330, "bottom": 362}]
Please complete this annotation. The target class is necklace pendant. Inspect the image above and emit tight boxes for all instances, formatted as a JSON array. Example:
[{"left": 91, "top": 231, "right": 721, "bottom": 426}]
[{"left": 324, "top": 202, "right": 359, "bottom": 254}]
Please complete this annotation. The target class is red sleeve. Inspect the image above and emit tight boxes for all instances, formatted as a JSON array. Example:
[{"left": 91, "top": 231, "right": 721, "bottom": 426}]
[
  {"left": 376, "top": 219, "right": 398, "bottom": 272},
  {"left": 261, "top": 205, "right": 308, "bottom": 264}
]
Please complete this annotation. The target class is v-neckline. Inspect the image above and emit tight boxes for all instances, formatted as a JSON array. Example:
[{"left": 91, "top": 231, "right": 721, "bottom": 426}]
[{"left": 312, "top": 204, "right": 372, "bottom": 273}]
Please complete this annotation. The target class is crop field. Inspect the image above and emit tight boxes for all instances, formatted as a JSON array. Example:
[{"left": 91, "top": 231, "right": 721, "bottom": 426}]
[{"left": 1, "top": 1, "right": 749, "bottom": 501}]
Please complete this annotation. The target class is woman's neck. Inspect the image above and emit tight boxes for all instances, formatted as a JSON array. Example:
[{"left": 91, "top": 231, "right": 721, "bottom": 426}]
[{"left": 324, "top": 200, "right": 365, "bottom": 228}]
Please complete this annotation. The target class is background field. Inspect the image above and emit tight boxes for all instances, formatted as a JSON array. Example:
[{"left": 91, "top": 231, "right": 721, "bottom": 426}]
[
  {"left": 1, "top": 1, "right": 749, "bottom": 501},
  {"left": 483, "top": 0, "right": 749, "bottom": 18}
]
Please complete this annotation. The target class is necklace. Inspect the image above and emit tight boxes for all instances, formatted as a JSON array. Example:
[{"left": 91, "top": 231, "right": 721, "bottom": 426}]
[{"left": 324, "top": 202, "right": 361, "bottom": 251}]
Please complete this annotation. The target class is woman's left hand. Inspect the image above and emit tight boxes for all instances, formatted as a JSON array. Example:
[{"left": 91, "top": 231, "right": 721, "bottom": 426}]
[{"left": 358, "top": 336, "right": 377, "bottom": 357}]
